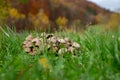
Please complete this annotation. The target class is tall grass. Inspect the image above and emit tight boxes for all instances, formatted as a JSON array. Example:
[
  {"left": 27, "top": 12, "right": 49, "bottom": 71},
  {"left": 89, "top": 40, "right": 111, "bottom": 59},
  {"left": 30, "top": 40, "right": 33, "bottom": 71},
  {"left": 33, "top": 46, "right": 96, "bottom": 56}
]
[{"left": 0, "top": 26, "right": 120, "bottom": 80}]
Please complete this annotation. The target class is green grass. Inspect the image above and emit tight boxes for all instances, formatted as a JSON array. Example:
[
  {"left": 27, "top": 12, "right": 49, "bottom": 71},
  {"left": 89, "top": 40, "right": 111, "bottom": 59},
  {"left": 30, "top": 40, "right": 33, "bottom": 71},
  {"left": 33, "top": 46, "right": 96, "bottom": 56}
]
[{"left": 0, "top": 26, "right": 120, "bottom": 80}]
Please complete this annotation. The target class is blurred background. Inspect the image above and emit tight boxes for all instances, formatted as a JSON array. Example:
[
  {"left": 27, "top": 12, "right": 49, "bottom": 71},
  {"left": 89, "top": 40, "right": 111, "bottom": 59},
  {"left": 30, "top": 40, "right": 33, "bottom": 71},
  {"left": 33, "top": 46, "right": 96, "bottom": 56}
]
[{"left": 0, "top": 0, "right": 120, "bottom": 32}]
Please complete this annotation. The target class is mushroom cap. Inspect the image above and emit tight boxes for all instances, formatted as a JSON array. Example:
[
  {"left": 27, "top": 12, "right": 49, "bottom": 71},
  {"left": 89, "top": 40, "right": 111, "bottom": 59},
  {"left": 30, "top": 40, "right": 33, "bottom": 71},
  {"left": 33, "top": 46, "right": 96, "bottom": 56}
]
[
  {"left": 31, "top": 37, "right": 41, "bottom": 46},
  {"left": 24, "top": 47, "right": 31, "bottom": 53},
  {"left": 58, "top": 48, "right": 67, "bottom": 55},
  {"left": 64, "top": 37, "right": 70, "bottom": 42},
  {"left": 25, "top": 42, "right": 33, "bottom": 48},
  {"left": 58, "top": 38, "right": 66, "bottom": 44},
  {"left": 25, "top": 35, "right": 33, "bottom": 41},
  {"left": 47, "top": 36, "right": 57, "bottom": 44},
  {"left": 72, "top": 42, "right": 80, "bottom": 48},
  {"left": 67, "top": 47, "right": 75, "bottom": 53}
]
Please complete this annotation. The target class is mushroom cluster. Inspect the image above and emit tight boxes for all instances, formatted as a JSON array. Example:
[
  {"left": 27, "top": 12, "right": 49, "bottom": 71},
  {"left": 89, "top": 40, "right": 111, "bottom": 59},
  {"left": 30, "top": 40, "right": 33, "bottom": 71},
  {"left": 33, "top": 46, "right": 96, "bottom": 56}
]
[{"left": 22, "top": 33, "right": 80, "bottom": 55}]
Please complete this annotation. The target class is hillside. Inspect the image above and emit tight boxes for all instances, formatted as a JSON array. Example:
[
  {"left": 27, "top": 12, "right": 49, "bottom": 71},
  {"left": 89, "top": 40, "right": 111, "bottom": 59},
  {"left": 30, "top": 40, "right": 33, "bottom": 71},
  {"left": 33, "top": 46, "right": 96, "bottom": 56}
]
[{"left": 6, "top": 0, "right": 112, "bottom": 31}]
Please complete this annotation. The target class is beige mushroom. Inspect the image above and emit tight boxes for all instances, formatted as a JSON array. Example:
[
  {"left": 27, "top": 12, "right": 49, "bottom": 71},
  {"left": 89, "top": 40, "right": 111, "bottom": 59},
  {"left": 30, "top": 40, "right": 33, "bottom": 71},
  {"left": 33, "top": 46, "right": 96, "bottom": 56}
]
[
  {"left": 25, "top": 35, "right": 33, "bottom": 41},
  {"left": 53, "top": 46, "right": 59, "bottom": 52},
  {"left": 31, "top": 37, "right": 41, "bottom": 46},
  {"left": 58, "top": 38, "right": 66, "bottom": 44},
  {"left": 67, "top": 47, "right": 75, "bottom": 53},
  {"left": 24, "top": 47, "right": 31, "bottom": 53},
  {"left": 58, "top": 48, "right": 67, "bottom": 55},
  {"left": 72, "top": 42, "right": 80, "bottom": 48},
  {"left": 25, "top": 42, "right": 33, "bottom": 48},
  {"left": 47, "top": 36, "right": 57, "bottom": 44}
]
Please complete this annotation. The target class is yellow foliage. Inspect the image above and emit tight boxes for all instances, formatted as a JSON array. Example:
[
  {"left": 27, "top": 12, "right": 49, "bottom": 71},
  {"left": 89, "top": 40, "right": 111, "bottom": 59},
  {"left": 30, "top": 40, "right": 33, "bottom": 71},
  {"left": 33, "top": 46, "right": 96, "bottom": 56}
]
[
  {"left": 9, "top": 8, "right": 25, "bottom": 19},
  {"left": 0, "top": 1, "right": 9, "bottom": 24},
  {"left": 28, "top": 9, "right": 50, "bottom": 30},
  {"left": 107, "top": 13, "right": 120, "bottom": 30},
  {"left": 37, "top": 10, "right": 49, "bottom": 24},
  {"left": 56, "top": 16, "right": 68, "bottom": 27},
  {"left": 38, "top": 57, "right": 50, "bottom": 69}
]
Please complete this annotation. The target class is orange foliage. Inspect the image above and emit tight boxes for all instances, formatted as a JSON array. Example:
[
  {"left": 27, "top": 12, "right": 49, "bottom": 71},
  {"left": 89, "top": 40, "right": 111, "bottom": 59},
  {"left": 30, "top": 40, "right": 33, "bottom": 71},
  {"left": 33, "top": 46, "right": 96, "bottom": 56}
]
[
  {"left": 28, "top": 9, "right": 50, "bottom": 31},
  {"left": 9, "top": 8, "right": 25, "bottom": 19}
]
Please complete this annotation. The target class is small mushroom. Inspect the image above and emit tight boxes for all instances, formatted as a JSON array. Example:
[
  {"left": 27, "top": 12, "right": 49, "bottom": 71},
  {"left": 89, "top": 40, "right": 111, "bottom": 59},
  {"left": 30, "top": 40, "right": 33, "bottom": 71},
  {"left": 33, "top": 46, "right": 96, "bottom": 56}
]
[
  {"left": 47, "top": 36, "right": 57, "bottom": 44},
  {"left": 58, "top": 48, "right": 67, "bottom": 55},
  {"left": 25, "top": 42, "right": 33, "bottom": 48},
  {"left": 24, "top": 47, "right": 31, "bottom": 53},
  {"left": 53, "top": 46, "right": 59, "bottom": 52},
  {"left": 64, "top": 37, "right": 70, "bottom": 42},
  {"left": 25, "top": 35, "right": 33, "bottom": 41},
  {"left": 72, "top": 42, "right": 80, "bottom": 48},
  {"left": 31, "top": 37, "right": 40, "bottom": 46},
  {"left": 23, "top": 40, "right": 28, "bottom": 45},
  {"left": 58, "top": 39, "right": 66, "bottom": 44},
  {"left": 67, "top": 47, "right": 75, "bottom": 53}
]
